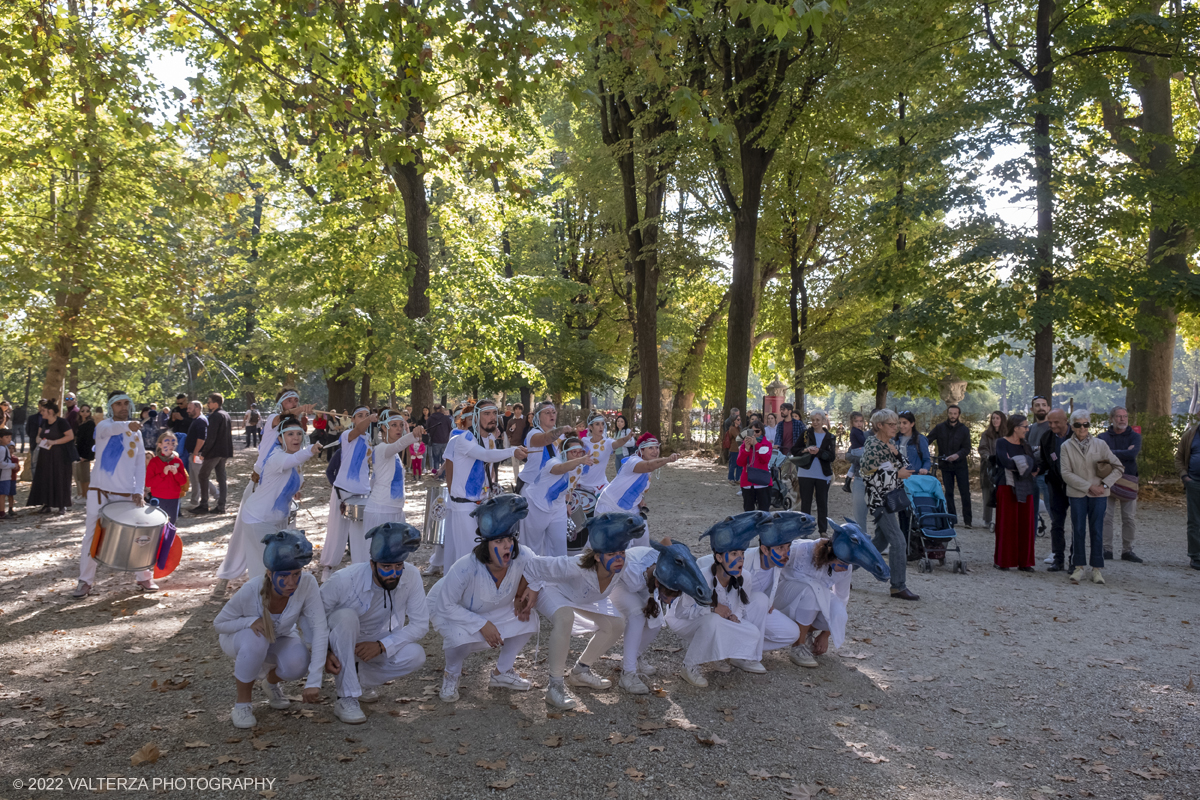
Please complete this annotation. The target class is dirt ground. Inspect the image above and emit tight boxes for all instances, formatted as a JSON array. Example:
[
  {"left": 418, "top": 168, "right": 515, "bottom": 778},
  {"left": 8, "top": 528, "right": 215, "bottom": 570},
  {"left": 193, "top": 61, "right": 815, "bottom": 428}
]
[{"left": 1, "top": 447, "right": 1197, "bottom": 800}]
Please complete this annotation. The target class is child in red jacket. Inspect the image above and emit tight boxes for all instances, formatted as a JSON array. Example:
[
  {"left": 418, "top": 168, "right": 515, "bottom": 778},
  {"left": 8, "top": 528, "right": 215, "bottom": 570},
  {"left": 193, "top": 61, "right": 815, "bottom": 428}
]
[
  {"left": 146, "top": 431, "right": 189, "bottom": 524},
  {"left": 410, "top": 439, "right": 426, "bottom": 479}
]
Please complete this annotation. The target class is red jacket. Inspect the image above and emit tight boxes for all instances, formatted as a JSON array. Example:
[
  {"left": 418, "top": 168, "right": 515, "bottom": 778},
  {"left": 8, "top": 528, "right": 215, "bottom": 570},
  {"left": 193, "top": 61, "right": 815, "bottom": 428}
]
[
  {"left": 146, "top": 455, "right": 189, "bottom": 499},
  {"left": 736, "top": 437, "right": 774, "bottom": 488}
]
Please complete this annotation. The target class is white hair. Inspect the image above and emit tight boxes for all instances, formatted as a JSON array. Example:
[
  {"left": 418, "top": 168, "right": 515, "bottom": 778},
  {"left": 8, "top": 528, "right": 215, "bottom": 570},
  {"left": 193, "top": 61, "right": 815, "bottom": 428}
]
[
  {"left": 870, "top": 408, "right": 899, "bottom": 431},
  {"left": 1110, "top": 405, "right": 1127, "bottom": 416},
  {"left": 1069, "top": 409, "right": 1091, "bottom": 426}
]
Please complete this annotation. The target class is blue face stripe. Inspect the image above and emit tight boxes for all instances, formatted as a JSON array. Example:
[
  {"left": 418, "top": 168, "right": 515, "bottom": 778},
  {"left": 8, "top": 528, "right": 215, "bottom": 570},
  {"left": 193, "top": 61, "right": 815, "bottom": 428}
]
[
  {"left": 618, "top": 473, "right": 649, "bottom": 509},
  {"left": 546, "top": 475, "right": 569, "bottom": 504},
  {"left": 98, "top": 434, "right": 124, "bottom": 475},
  {"left": 272, "top": 469, "right": 302, "bottom": 515},
  {"left": 390, "top": 455, "right": 405, "bottom": 499},
  {"left": 465, "top": 459, "right": 486, "bottom": 497},
  {"left": 348, "top": 436, "right": 367, "bottom": 479}
]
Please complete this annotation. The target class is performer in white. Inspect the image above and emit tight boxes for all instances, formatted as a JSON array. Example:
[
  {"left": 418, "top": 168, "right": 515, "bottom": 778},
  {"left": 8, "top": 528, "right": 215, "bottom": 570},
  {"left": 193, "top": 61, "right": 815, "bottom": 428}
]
[
  {"left": 576, "top": 413, "right": 633, "bottom": 494},
  {"left": 213, "top": 530, "right": 328, "bottom": 729},
  {"left": 216, "top": 416, "right": 321, "bottom": 587},
  {"left": 421, "top": 405, "right": 471, "bottom": 577},
  {"left": 607, "top": 538, "right": 714, "bottom": 694},
  {"left": 439, "top": 400, "right": 525, "bottom": 569},
  {"left": 517, "top": 401, "right": 575, "bottom": 491},
  {"left": 517, "top": 512, "right": 646, "bottom": 709},
  {"left": 321, "top": 522, "right": 429, "bottom": 724},
  {"left": 254, "top": 389, "right": 316, "bottom": 482},
  {"left": 594, "top": 432, "right": 681, "bottom": 546},
  {"left": 667, "top": 511, "right": 772, "bottom": 687},
  {"left": 75, "top": 391, "right": 152, "bottom": 597},
  {"left": 741, "top": 511, "right": 817, "bottom": 665},
  {"left": 363, "top": 409, "right": 423, "bottom": 531},
  {"left": 521, "top": 436, "right": 598, "bottom": 556},
  {"left": 320, "top": 406, "right": 378, "bottom": 582},
  {"left": 428, "top": 494, "right": 539, "bottom": 703}
]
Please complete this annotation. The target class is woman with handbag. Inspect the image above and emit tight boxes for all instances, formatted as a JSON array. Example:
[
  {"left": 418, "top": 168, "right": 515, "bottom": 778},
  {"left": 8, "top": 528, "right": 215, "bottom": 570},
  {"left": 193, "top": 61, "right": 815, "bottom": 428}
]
[
  {"left": 1060, "top": 410, "right": 1124, "bottom": 585},
  {"left": 794, "top": 411, "right": 837, "bottom": 534},
  {"left": 27, "top": 399, "right": 75, "bottom": 515},
  {"left": 860, "top": 409, "right": 917, "bottom": 601},
  {"left": 736, "top": 421, "right": 774, "bottom": 512},
  {"left": 993, "top": 415, "right": 1039, "bottom": 571},
  {"left": 978, "top": 411, "right": 1007, "bottom": 531}
]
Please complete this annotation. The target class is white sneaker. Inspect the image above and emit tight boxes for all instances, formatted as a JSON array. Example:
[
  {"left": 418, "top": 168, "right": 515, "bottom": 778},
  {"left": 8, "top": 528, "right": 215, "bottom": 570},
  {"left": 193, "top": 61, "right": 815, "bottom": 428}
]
[
  {"left": 735, "top": 489, "right": 742, "bottom": 496},
  {"left": 1043, "top": 553, "right": 1056, "bottom": 565},
  {"left": 264, "top": 680, "right": 290, "bottom": 709},
  {"left": 619, "top": 672, "right": 650, "bottom": 695},
  {"left": 137, "top": 579, "right": 160, "bottom": 592},
  {"left": 439, "top": 672, "right": 460, "bottom": 703},
  {"left": 231, "top": 704, "right": 257, "bottom": 729},
  {"left": 681, "top": 665, "right": 708, "bottom": 687},
  {"left": 72, "top": 581, "right": 91, "bottom": 598},
  {"left": 420, "top": 563, "right": 442, "bottom": 577},
  {"left": 488, "top": 669, "right": 532, "bottom": 691},
  {"left": 1091, "top": 569, "right": 1105, "bottom": 585},
  {"left": 333, "top": 696, "right": 366, "bottom": 724},
  {"left": 710, "top": 660, "right": 732, "bottom": 673},
  {"left": 789, "top": 644, "right": 818, "bottom": 668},
  {"left": 636, "top": 658, "right": 657, "bottom": 676},
  {"left": 359, "top": 687, "right": 380, "bottom": 703},
  {"left": 319, "top": 566, "right": 332, "bottom": 583},
  {"left": 1069, "top": 567, "right": 1085, "bottom": 584},
  {"left": 566, "top": 666, "right": 612, "bottom": 690},
  {"left": 545, "top": 682, "right": 578, "bottom": 710},
  {"left": 213, "top": 578, "right": 229, "bottom": 595},
  {"left": 730, "top": 658, "right": 767, "bottom": 674}
]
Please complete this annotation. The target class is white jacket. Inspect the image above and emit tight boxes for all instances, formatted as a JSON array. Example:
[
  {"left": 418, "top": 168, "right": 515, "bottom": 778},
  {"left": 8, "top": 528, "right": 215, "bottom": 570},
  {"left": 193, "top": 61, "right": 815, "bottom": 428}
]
[
  {"left": 427, "top": 550, "right": 539, "bottom": 649},
  {"left": 320, "top": 562, "right": 428, "bottom": 656}
]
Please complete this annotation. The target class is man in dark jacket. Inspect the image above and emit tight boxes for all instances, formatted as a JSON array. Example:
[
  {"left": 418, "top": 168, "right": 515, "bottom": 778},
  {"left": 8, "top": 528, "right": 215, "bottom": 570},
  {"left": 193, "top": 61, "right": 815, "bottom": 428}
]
[
  {"left": 773, "top": 403, "right": 806, "bottom": 456},
  {"left": 426, "top": 404, "right": 453, "bottom": 473},
  {"left": 1097, "top": 407, "right": 1141, "bottom": 563},
  {"left": 928, "top": 404, "right": 973, "bottom": 527},
  {"left": 1037, "top": 409, "right": 1070, "bottom": 570},
  {"left": 194, "top": 392, "right": 234, "bottom": 514}
]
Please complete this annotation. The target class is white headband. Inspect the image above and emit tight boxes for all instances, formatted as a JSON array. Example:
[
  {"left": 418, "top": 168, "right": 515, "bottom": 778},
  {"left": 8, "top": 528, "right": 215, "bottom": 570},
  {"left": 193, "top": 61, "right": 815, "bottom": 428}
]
[
  {"left": 106, "top": 393, "right": 132, "bottom": 415},
  {"left": 352, "top": 406, "right": 370, "bottom": 417},
  {"left": 275, "top": 391, "right": 299, "bottom": 412},
  {"left": 637, "top": 436, "right": 660, "bottom": 451}
]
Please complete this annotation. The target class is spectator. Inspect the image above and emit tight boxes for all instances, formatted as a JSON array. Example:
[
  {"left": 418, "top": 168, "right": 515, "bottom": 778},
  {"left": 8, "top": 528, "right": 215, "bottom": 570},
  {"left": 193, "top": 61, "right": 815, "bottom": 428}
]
[
  {"left": 1027, "top": 394, "right": 1052, "bottom": 535},
  {"left": 412, "top": 405, "right": 428, "bottom": 430},
  {"left": 722, "top": 410, "right": 743, "bottom": 489},
  {"left": 1060, "top": 409, "right": 1123, "bottom": 585},
  {"left": 978, "top": 410, "right": 1007, "bottom": 530},
  {"left": 0, "top": 427, "right": 14, "bottom": 517},
  {"left": 773, "top": 403, "right": 805, "bottom": 456},
  {"left": 993, "top": 414, "right": 1037, "bottom": 571},
  {"left": 846, "top": 411, "right": 868, "bottom": 529},
  {"left": 168, "top": 393, "right": 191, "bottom": 437},
  {"left": 245, "top": 404, "right": 262, "bottom": 448},
  {"left": 195, "top": 392, "right": 233, "bottom": 514},
  {"left": 1174, "top": 419, "right": 1200, "bottom": 570},
  {"left": 428, "top": 404, "right": 453, "bottom": 473},
  {"left": 795, "top": 410, "right": 836, "bottom": 534},
  {"left": 1037, "top": 409, "right": 1070, "bottom": 571},
  {"left": 64, "top": 393, "right": 82, "bottom": 431},
  {"left": 185, "top": 401, "right": 208, "bottom": 508},
  {"left": 502, "top": 403, "right": 514, "bottom": 433},
  {"left": 720, "top": 407, "right": 740, "bottom": 464},
  {"left": 763, "top": 413, "right": 778, "bottom": 445},
  {"left": 12, "top": 403, "right": 27, "bottom": 453},
  {"left": 928, "top": 404, "right": 974, "bottom": 528},
  {"left": 25, "top": 401, "right": 45, "bottom": 469},
  {"left": 139, "top": 406, "right": 158, "bottom": 451},
  {"left": 614, "top": 414, "right": 635, "bottom": 459},
  {"left": 146, "top": 431, "right": 188, "bottom": 525},
  {"left": 27, "top": 399, "right": 74, "bottom": 515},
  {"left": 896, "top": 411, "right": 932, "bottom": 475},
  {"left": 861, "top": 408, "right": 917, "bottom": 601},
  {"left": 0, "top": 400, "right": 11, "bottom": 433},
  {"left": 1097, "top": 406, "right": 1141, "bottom": 563},
  {"left": 312, "top": 408, "right": 329, "bottom": 444},
  {"left": 736, "top": 420, "right": 773, "bottom": 511},
  {"left": 74, "top": 404, "right": 96, "bottom": 500}
]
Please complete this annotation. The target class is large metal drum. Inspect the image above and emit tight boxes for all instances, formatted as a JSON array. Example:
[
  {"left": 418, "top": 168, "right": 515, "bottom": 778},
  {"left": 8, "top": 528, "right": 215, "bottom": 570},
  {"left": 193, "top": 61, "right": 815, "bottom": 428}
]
[
  {"left": 422, "top": 484, "right": 448, "bottom": 546},
  {"left": 340, "top": 494, "right": 368, "bottom": 522},
  {"left": 287, "top": 499, "right": 300, "bottom": 527},
  {"left": 565, "top": 487, "right": 598, "bottom": 553},
  {"left": 93, "top": 501, "right": 170, "bottom": 572}
]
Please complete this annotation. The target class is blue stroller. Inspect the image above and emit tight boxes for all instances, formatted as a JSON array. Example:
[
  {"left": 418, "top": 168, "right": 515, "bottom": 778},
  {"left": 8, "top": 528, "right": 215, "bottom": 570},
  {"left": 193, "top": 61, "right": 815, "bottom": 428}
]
[
  {"left": 902, "top": 475, "right": 965, "bottom": 574},
  {"left": 767, "top": 449, "right": 794, "bottom": 510}
]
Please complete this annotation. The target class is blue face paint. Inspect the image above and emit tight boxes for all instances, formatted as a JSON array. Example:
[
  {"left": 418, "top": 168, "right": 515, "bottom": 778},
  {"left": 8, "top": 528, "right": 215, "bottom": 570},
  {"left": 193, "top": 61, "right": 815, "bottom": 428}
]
[
  {"left": 374, "top": 562, "right": 403, "bottom": 589},
  {"left": 271, "top": 570, "right": 299, "bottom": 596},
  {"left": 720, "top": 551, "right": 744, "bottom": 576},
  {"left": 602, "top": 552, "right": 626, "bottom": 574},
  {"left": 762, "top": 545, "right": 789, "bottom": 569}
]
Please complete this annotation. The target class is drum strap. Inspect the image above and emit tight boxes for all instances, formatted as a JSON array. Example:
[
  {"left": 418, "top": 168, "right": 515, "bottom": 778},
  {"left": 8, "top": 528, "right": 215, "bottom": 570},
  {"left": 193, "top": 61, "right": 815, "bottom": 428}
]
[
  {"left": 89, "top": 487, "right": 139, "bottom": 502},
  {"left": 449, "top": 496, "right": 481, "bottom": 504}
]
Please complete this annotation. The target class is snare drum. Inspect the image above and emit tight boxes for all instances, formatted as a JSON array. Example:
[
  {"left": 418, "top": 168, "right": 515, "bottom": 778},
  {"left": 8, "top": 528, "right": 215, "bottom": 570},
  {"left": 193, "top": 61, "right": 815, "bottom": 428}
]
[
  {"left": 565, "top": 487, "right": 598, "bottom": 553},
  {"left": 422, "top": 485, "right": 448, "bottom": 545},
  {"left": 340, "top": 495, "right": 368, "bottom": 522},
  {"left": 94, "top": 501, "right": 170, "bottom": 572},
  {"left": 288, "top": 499, "right": 300, "bottom": 527}
]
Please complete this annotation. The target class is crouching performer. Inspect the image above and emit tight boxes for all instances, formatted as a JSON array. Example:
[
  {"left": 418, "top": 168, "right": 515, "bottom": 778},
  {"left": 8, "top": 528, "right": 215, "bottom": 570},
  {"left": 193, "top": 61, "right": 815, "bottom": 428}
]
[
  {"left": 742, "top": 511, "right": 819, "bottom": 665},
  {"left": 607, "top": 538, "right": 714, "bottom": 694},
  {"left": 213, "top": 531, "right": 328, "bottom": 729},
  {"left": 667, "top": 511, "right": 772, "bottom": 687},
  {"left": 429, "top": 493, "right": 539, "bottom": 703},
  {"left": 775, "top": 518, "right": 890, "bottom": 666},
  {"left": 321, "top": 522, "right": 429, "bottom": 724},
  {"left": 517, "top": 512, "right": 646, "bottom": 710}
]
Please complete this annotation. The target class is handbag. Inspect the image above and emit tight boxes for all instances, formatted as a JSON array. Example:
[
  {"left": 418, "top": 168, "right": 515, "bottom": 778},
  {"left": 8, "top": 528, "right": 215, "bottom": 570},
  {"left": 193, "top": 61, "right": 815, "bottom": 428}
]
[
  {"left": 792, "top": 451, "right": 815, "bottom": 470},
  {"left": 842, "top": 474, "right": 853, "bottom": 494},
  {"left": 1110, "top": 473, "right": 1138, "bottom": 500},
  {"left": 882, "top": 484, "right": 910, "bottom": 514},
  {"left": 1095, "top": 460, "right": 1114, "bottom": 479},
  {"left": 745, "top": 466, "right": 772, "bottom": 486}
]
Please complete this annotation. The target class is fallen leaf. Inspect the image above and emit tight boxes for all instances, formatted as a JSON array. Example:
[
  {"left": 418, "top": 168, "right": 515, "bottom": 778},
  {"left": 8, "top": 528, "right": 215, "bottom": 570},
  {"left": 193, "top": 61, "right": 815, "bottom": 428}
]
[
  {"left": 336, "top": 755, "right": 355, "bottom": 763},
  {"left": 477, "top": 759, "right": 506, "bottom": 771},
  {"left": 715, "top": 778, "right": 729, "bottom": 787},
  {"left": 933, "top": 751, "right": 953, "bottom": 760},
  {"left": 488, "top": 778, "right": 518, "bottom": 790},
  {"left": 992, "top": 781, "right": 1012, "bottom": 788},
  {"left": 184, "top": 741, "right": 209, "bottom": 749},
  {"left": 519, "top": 753, "right": 538, "bottom": 763},
  {"left": 625, "top": 767, "right": 645, "bottom": 781},
  {"left": 951, "top": 707, "right": 971, "bottom": 714},
  {"left": 1054, "top": 775, "right": 1077, "bottom": 783},
  {"left": 130, "top": 743, "right": 160, "bottom": 766},
  {"left": 695, "top": 733, "right": 728, "bottom": 747},
  {"left": 609, "top": 732, "right": 637, "bottom": 744},
  {"left": 252, "top": 739, "right": 274, "bottom": 751},
  {"left": 648, "top": 745, "right": 664, "bottom": 752},
  {"left": 260, "top": 792, "right": 277, "bottom": 799},
  {"left": 542, "top": 735, "right": 563, "bottom": 748},
  {"left": 418, "top": 736, "right": 433, "bottom": 744},
  {"left": 285, "top": 774, "right": 319, "bottom": 785}
]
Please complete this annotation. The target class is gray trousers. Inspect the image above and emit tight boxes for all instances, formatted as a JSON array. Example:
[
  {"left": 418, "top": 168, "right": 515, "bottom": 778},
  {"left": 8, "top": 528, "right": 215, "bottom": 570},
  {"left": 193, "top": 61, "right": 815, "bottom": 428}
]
[
  {"left": 1102, "top": 496, "right": 1136, "bottom": 553},
  {"left": 198, "top": 456, "right": 228, "bottom": 509},
  {"left": 871, "top": 508, "right": 907, "bottom": 592}
]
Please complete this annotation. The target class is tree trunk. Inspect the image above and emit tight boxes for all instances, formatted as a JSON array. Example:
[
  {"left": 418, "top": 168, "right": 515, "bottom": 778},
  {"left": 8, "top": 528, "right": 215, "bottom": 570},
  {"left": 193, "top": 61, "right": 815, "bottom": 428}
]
[
  {"left": 326, "top": 363, "right": 357, "bottom": 413},
  {"left": 1030, "top": 0, "right": 1056, "bottom": 400},
  {"left": 388, "top": 154, "right": 434, "bottom": 420},
  {"left": 622, "top": 339, "right": 639, "bottom": 425},
  {"left": 359, "top": 373, "right": 372, "bottom": 408}
]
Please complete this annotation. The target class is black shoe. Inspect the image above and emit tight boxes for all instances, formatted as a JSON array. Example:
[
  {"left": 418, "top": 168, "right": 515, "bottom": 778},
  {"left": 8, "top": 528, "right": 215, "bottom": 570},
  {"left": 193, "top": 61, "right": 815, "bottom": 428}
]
[
  {"left": 1018, "top": 566, "right": 1035, "bottom": 572},
  {"left": 890, "top": 588, "right": 920, "bottom": 601},
  {"left": 213, "top": 507, "right": 227, "bottom": 515},
  {"left": 1120, "top": 552, "right": 1143, "bottom": 563},
  {"left": 1047, "top": 562, "right": 1066, "bottom": 572},
  {"left": 188, "top": 505, "right": 210, "bottom": 515},
  {"left": 1191, "top": 561, "right": 1200, "bottom": 571},
  {"left": 1103, "top": 550, "right": 1113, "bottom": 560}
]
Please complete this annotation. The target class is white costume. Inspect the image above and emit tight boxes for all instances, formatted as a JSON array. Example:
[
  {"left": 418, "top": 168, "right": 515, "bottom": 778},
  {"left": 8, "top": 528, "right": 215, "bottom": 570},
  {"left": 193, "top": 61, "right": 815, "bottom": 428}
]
[
  {"left": 80, "top": 419, "right": 149, "bottom": 585},
  {"left": 217, "top": 446, "right": 315, "bottom": 581},
  {"left": 524, "top": 554, "right": 624, "bottom": 676},
  {"left": 214, "top": 573, "right": 329, "bottom": 690},
  {"left": 774, "top": 538, "right": 853, "bottom": 649},
  {"left": 743, "top": 544, "right": 802, "bottom": 651},
  {"left": 666, "top": 554, "right": 767, "bottom": 668},
  {"left": 321, "top": 429, "right": 373, "bottom": 568},
  {"left": 594, "top": 455, "right": 651, "bottom": 547},
  {"left": 320, "top": 562, "right": 428, "bottom": 699},
  {"left": 440, "top": 431, "right": 518, "bottom": 568},
  {"left": 577, "top": 436, "right": 616, "bottom": 492},
  {"left": 519, "top": 428, "right": 560, "bottom": 485},
  {"left": 520, "top": 456, "right": 579, "bottom": 557},
  {"left": 607, "top": 546, "right": 666, "bottom": 673},
  {"left": 364, "top": 432, "right": 419, "bottom": 531}
]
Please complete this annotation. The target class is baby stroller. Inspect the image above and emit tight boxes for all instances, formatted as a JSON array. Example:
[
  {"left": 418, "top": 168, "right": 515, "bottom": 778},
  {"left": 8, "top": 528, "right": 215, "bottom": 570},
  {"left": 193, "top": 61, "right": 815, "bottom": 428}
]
[
  {"left": 767, "top": 450, "right": 793, "bottom": 510},
  {"left": 902, "top": 475, "right": 965, "bottom": 574}
]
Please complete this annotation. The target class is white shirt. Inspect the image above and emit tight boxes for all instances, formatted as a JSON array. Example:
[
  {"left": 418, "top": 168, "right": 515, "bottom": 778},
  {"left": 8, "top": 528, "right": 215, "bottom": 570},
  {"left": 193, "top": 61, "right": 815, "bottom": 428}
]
[
  {"left": 526, "top": 455, "right": 577, "bottom": 514},
  {"left": 333, "top": 429, "right": 372, "bottom": 495},
  {"left": 320, "top": 561, "right": 429, "bottom": 656},
  {"left": 92, "top": 419, "right": 145, "bottom": 494},
  {"left": 577, "top": 436, "right": 615, "bottom": 490},
  {"left": 253, "top": 412, "right": 284, "bottom": 474},
  {"left": 367, "top": 433, "right": 418, "bottom": 510},
  {"left": 519, "top": 427, "right": 561, "bottom": 482},
  {"left": 614, "top": 546, "right": 670, "bottom": 629},
  {"left": 596, "top": 454, "right": 649, "bottom": 513},
  {"left": 523, "top": 554, "right": 619, "bottom": 615},
  {"left": 243, "top": 446, "right": 314, "bottom": 525},
  {"left": 213, "top": 573, "right": 329, "bottom": 688},
  {"left": 447, "top": 430, "right": 516, "bottom": 501},
  {"left": 427, "top": 549, "right": 539, "bottom": 648},
  {"left": 0, "top": 445, "right": 16, "bottom": 482}
]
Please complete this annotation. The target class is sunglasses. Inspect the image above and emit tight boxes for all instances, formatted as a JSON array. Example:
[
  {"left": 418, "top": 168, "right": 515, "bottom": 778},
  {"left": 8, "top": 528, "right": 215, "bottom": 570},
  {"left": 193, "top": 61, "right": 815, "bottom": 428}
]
[
  {"left": 1072, "top": 422, "right": 1090, "bottom": 429},
  {"left": 1032, "top": 395, "right": 1047, "bottom": 402}
]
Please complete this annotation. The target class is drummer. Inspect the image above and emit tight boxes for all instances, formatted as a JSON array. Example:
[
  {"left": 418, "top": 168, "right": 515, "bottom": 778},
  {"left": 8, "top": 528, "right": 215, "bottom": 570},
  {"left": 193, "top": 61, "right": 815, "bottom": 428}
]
[
  {"left": 593, "top": 433, "right": 680, "bottom": 547},
  {"left": 213, "top": 530, "right": 328, "bottom": 729},
  {"left": 216, "top": 416, "right": 321, "bottom": 590},
  {"left": 364, "top": 409, "right": 424, "bottom": 531},
  {"left": 516, "top": 401, "right": 574, "bottom": 493},
  {"left": 521, "top": 436, "right": 598, "bottom": 557},
  {"left": 319, "top": 406, "right": 379, "bottom": 583},
  {"left": 74, "top": 391, "right": 153, "bottom": 598},
  {"left": 421, "top": 405, "right": 472, "bottom": 577},
  {"left": 577, "top": 413, "right": 633, "bottom": 495}
]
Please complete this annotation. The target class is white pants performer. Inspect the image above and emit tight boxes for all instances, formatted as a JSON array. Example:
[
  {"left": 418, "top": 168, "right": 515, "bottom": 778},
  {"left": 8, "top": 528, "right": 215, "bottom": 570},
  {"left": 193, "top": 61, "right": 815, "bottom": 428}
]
[
  {"left": 760, "top": 606, "right": 802, "bottom": 652},
  {"left": 443, "top": 633, "right": 534, "bottom": 678},
  {"left": 219, "top": 627, "right": 310, "bottom": 683},
  {"left": 215, "top": 483, "right": 256, "bottom": 581},
  {"left": 326, "top": 608, "right": 426, "bottom": 699},
  {"left": 520, "top": 504, "right": 568, "bottom": 557},
  {"left": 80, "top": 490, "right": 152, "bottom": 585},
  {"left": 608, "top": 582, "right": 663, "bottom": 674},
  {"left": 363, "top": 506, "right": 405, "bottom": 533},
  {"left": 774, "top": 581, "right": 842, "bottom": 640},
  {"left": 321, "top": 489, "right": 368, "bottom": 568},
  {"left": 668, "top": 591, "right": 769, "bottom": 668},
  {"left": 442, "top": 500, "right": 478, "bottom": 568}
]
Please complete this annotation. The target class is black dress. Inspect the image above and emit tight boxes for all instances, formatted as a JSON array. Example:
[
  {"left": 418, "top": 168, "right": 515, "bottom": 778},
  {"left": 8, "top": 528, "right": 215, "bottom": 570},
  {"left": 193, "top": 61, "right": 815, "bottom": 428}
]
[{"left": 27, "top": 418, "right": 73, "bottom": 509}]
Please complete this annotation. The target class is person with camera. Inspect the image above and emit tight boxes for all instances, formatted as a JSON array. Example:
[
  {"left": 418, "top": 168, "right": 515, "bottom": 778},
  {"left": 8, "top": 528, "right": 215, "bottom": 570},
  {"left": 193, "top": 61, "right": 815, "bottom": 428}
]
[{"left": 737, "top": 421, "right": 774, "bottom": 512}]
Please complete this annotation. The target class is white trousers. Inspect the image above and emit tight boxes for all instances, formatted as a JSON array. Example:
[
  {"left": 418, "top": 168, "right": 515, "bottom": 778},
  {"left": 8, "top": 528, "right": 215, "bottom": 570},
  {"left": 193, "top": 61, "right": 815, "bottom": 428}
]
[
  {"left": 363, "top": 506, "right": 405, "bottom": 535},
  {"left": 80, "top": 491, "right": 152, "bottom": 585},
  {"left": 220, "top": 628, "right": 310, "bottom": 684},
  {"left": 442, "top": 500, "right": 478, "bottom": 569},
  {"left": 761, "top": 606, "right": 802, "bottom": 652},
  {"left": 326, "top": 608, "right": 425, "bottom": 698},
  {"left": 608, "top": 583, "right": 662, "bottom": 673},
  {"left": 215, "top": 483, "right": 255, "bottom": 581},
  {"left": 321, "top": 490, "right": 368, "bottom": 567},
  {"left": 520, "top": 504, "right": 568, "bottom": 557},
  {"left": 668, "top": 592, "right": 768, "bottom": 667},
  {"left": 443, "top": 633, "right": 533, "bottom": 678}
]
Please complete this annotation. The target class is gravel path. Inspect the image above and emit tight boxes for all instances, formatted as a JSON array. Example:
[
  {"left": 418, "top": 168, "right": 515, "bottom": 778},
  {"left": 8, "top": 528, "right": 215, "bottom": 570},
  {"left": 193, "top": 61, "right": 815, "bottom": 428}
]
[{"left": 1, "top": 449, "right": 1197, "bottom": 799}]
